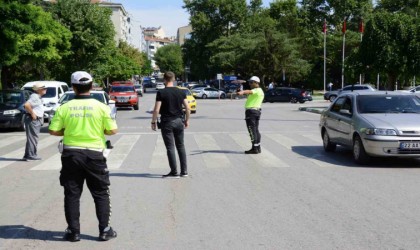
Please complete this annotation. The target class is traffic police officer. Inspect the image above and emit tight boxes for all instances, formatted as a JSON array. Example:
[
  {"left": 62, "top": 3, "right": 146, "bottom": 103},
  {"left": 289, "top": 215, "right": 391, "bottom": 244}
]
[
  {"left": 237, "top": 76, "right": 265, "bottom": 154},
  {"left": 49, "top": 71, "right": 118, "bottom": 242}
]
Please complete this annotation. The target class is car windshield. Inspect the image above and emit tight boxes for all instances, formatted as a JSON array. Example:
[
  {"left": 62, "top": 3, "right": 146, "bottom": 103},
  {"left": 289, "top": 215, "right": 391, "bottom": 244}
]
[
  {"left": 59, "top": 93, "right": 105, "bottom": 104},
  {"left": 357, "top": 95, "right": 420, "bottom": 114},
  {"left": 111, "top": 86, "right": 134, "bottom": 92},
  {"left": 0, "top": 92, "right": 22, "bottom": 108},
  {"left": 42, "top": 87, "right": 57, "bottom": 98},
  {"left": 180, "top": 89, "right": 192, "bottom": 96}
]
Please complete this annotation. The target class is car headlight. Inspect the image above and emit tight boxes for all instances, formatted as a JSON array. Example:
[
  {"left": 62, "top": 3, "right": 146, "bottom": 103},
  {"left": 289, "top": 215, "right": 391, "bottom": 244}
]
[
  {"left": 364, "top": 128, "right": 397, "bottom": 136},
  {"left": 130, "top": 95, "right": 137, "bottom": 99},
  {"left": 3, "top": 109, "right": 21, "bottom": 115}
]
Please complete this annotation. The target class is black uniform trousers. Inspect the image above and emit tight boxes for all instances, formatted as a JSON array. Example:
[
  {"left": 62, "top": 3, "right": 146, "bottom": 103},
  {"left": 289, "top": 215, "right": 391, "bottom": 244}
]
[
  {"left": 245, "top": 109, "right": 261, "bottom": 146},
  {"left": 60, "top": 149, "right": 111, "bottom": 234},
  {"left": 160, "top": 117, "right": 187, "bottom": 174}
]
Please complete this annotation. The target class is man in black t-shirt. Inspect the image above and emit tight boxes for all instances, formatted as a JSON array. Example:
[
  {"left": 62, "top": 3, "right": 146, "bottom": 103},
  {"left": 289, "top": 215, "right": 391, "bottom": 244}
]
[{"left": 151, "top": 72, "right": 191, "bottom": 178}]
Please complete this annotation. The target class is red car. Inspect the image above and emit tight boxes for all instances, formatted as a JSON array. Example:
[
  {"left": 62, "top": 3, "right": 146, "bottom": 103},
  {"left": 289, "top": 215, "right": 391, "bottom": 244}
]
[{"left": 109, "top": 81, "right": 139, "bottom": 110}]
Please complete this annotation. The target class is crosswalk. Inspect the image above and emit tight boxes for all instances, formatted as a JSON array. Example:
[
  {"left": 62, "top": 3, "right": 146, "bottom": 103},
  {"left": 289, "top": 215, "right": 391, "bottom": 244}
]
[{"left": 0, "top": 131, "right": 342, "bottom": 171}]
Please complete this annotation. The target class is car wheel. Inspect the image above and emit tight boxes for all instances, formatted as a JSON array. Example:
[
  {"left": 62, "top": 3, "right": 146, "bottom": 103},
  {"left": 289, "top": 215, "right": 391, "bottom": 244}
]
[
  {"left": 202, "top": 94, "right": 207, "bottom": 99},
  {"left": 290, "top": 97, "right": 298, "bottom": 103},
  {"left": 133, "top": 103, "right": 139, "bottom": 110},
  {"left": 299, "top": 100, "right": 305, "bottom": 103},
  {"left": 220, "top": 94, "right": 226, "bottom": 99},
  {"left": 322, "top": 130, "right": 336, "bottom": 152},
  {"left": 353, "top": 135, "right": 370, "bottom": 164},
  {"left": 329, "top": 95, "right": 336, "bottom": 102},
  {"left": 191, "top": 110, "right": 196, "bottom": 114}
]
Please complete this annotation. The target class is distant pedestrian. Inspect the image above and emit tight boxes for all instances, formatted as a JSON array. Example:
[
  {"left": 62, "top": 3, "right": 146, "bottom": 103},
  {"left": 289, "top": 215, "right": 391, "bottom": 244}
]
[
  {"left": 151, "top": 71, "right": 191, "bottom": 178},
  {"left": 49, "top": 71, "right": 118, "bottom": 242},
  {"left": 22, "top": 82, "right": 47, "bottom": 161},
  {"left": 237, "top": 76, "right": 265, "bottom": 154},
  {"left": 268, "top": 81, "right": 274, "bottom": 90},
  {"left": 328, "top": 82, "right": 333, "bottom": 91}
]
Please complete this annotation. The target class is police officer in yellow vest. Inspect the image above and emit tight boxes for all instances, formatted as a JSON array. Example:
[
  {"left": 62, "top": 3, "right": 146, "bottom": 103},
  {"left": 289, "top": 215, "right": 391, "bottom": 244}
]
[
  {"left": 237, "top": 76, "right": 265, "bottom": 154},
  {"left": 49, "top": 71, "right": 118, "bottom": 242}
]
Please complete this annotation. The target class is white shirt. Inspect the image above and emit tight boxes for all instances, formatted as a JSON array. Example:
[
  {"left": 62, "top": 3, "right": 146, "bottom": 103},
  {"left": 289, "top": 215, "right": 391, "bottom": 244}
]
[{"left": 27, "top": 93, "right": 44, "bottom": 118}]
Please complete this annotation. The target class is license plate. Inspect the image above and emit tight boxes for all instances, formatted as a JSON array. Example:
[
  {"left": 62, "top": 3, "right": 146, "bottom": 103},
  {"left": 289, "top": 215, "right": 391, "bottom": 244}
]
[{"left": 400, "top": 142, "right": 420, "bottom": 149}]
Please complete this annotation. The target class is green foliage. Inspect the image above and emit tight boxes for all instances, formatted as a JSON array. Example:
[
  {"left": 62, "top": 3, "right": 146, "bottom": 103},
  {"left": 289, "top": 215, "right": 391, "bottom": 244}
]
[
  {"left": 0, "top": 1, "right": 71, "bottom": 88},
  {"left": 154, "top": 44, "right": 184, "bottom": 76}
]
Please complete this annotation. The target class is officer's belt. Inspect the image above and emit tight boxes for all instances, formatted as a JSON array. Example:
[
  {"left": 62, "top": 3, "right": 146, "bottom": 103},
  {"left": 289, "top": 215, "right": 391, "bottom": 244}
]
[
  {"left": 246, "top": 107, "right": 261, "bottom": 110},
  {"left": 63, "top": 145, "right": 103, "bottom": 152}
]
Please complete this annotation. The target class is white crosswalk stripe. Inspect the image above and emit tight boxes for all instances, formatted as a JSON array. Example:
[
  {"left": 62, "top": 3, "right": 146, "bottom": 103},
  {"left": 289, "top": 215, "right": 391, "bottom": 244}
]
[
  {"left": 0, "top": 136, "right": 61, "bottom": 169},
  {"left": 194, "top": 134, "right": 231, "bottom": 168},
  {"left": 150, "top": 135, "right": 169, "bottom": 169},
  {"left": 0, "top": 132, "right": 340, "bottom": 170},
  {"left": 229, "top": 133, "right": 289, "bottom": 168},
  {"left": 107, "top": 135, "right": 140, "bottom": 169}
]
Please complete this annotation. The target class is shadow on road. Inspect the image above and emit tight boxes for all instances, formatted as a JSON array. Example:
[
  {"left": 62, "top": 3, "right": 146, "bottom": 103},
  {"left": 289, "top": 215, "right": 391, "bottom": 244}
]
[
  {"left": 190, "top": 149, "right": 243, "bottom": 155},
  {"left": 110, "top": 173, "right": 162, "bottom": 178},
  {"left": 292, "top": 145, "right": 420, "bottom": 168},
  {"left": 0, "top": 225, "right": 97, "bottom": 241}
]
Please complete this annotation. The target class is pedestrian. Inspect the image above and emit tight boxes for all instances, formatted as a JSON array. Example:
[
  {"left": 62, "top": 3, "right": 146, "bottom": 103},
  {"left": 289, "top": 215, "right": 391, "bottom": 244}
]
[
  {"left": 268, "top": 81, "right": 274, "bottom": 90},
  {"left": 237, "top": 76, "right": 265, "bottom": 154},
  {"left": 22, "top": 82, "right": 47, "bottom": 161},
  {"left": 151, "top": 71, "right": 190, "bottom": 178},
  {"left": 49, "top": 71, "right": 118, "bottom": 242},
  {"left": 328, "top": 82, "right": 333, "bottom": 91}
]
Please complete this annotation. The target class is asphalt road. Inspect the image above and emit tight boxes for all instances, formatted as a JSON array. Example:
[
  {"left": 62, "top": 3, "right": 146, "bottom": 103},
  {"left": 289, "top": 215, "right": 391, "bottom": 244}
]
[{"left": 1, "top": 89, "right": 420, "bottom": 250}]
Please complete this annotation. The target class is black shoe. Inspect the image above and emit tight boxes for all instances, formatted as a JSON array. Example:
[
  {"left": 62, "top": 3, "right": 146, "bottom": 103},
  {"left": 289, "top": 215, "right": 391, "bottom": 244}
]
[
  {"left": 99, "top": 227, "right": 117, "bottom": 241},
  {"left": 245, "top": 148, "right": 259, "bottom": 154},
  {"left": 63, "top": 229, "right": 80, "bottom": 242},
  {"left": 256, "top": 146, "right": 261, "bottom": 153},
  {"left": 180, "top": 173, "right": 188, "bottom": 177},
  {"left": 162, "top": 172, "right": 180, "bottom": 178}
]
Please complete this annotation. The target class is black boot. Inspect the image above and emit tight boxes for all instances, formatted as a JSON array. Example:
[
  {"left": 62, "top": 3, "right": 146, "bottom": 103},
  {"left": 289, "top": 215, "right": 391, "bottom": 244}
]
[
  {"left": 245, "top": 146, "right": 259, "bottom": 154},
  {"left": 256, "top": 145, "right": 261, "bottom": 153}
]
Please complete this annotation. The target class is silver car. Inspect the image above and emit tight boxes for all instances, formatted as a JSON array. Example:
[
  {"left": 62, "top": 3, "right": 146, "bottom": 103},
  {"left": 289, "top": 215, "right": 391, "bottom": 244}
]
[
  {"left": 51, "top": 90, "right": 117, "bottom": 120},
  {"left": 319, "top": 91, "right": 420, "bottom": 164},
  {"left": 191, "top": 87, "right": 226, "bottom": 99}
]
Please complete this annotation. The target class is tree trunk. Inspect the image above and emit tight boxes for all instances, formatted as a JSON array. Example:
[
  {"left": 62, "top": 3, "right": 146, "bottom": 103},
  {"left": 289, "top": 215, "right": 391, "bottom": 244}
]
[{"left": 387, "top": 73, "right": 397, "bottom": 91}]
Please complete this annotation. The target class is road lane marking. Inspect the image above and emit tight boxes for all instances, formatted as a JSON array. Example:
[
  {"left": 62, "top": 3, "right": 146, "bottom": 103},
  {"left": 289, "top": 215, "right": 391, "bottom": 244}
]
[
  {"left": 194, "top": 134, "right": 231, "bottom": 168},
  {"left": 107, "top": 135, "right": 140, "bottom": 169},
  {"left": 229, "top": 134, "right": 289, "bottom": 168},
  {"left": 0, "top": 136, "right": 25, "bottom": 148},
  {"left": 0, "top": 136, "right": 61, "bottom": 169},
  {"left": 150, "top": 135, "right": 169, "bottom": 169},
  {"left": 30, "top": 153, "right": 61, "bottom": 170}
]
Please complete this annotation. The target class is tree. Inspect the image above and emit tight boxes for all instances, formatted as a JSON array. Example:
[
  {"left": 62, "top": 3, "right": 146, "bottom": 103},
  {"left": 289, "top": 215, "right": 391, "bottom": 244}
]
[
  {"left": 0, "top": 0, "right": 71, "bottom": 89},
  {"left": 360, "top": 10, "right": 416, "bottom": 89},
  {"left": 48, "top": 0, "right": 116, "bottom": 80},
  {"left": 154, "top": 44, "right": 184, "bottom": 76}
]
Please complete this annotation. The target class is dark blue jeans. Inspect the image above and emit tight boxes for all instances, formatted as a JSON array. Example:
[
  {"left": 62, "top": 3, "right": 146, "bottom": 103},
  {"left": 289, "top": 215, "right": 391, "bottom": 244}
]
[
  {"left": 160, "top": 118, "right": 187, "bottom": 174},
  {"left": 245, "top": 109, "right": 261, "bottom": 147}
]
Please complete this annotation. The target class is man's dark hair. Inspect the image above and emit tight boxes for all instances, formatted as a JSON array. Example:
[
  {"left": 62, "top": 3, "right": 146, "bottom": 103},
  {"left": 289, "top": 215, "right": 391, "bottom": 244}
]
[
  {"left": 164, "top": 72, "right": 175, "bottom": 82},
  {"left": 73, "top": 82, "right": 92, "bottom": 94}
]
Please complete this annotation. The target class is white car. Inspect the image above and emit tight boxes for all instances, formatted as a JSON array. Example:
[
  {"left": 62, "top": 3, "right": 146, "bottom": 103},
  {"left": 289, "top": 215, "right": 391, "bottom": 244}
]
[
  {"left": 156, "top": 82, "right": 165, "bottom": 90},
  {"left": 191, "top": 87, "right": 226, "bottom": 99},
  {"left": 51, "top": 90, "right": 117, "bottom": 120}
]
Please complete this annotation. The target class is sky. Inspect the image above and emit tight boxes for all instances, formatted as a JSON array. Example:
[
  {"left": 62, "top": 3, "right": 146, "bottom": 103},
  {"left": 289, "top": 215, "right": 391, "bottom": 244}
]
[{"left": 115, "top": 0, "right": 273, "bottom": 37}]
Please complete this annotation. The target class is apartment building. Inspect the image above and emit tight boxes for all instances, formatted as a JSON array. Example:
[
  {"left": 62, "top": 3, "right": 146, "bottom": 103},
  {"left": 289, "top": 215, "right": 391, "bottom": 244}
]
[{"left": 98, "top": 1, "right": 131, "bottom": 46}]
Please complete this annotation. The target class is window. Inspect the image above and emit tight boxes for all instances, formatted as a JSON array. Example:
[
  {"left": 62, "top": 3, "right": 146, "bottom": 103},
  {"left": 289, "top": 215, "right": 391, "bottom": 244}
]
[{"left": 331, "top": 97, "right": 346, "bottom": 113}]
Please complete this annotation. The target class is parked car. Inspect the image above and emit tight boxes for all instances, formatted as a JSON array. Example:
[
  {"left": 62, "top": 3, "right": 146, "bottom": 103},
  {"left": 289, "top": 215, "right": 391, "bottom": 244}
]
[
  {"left": 319, "top": 91, "right": 420, "bottom": 164},
  {"left": 21, "top": 81, "right": 70, "bottom": 122},
  {"left": 51, "top": 90, "right": 117, "bottom": 120},
  {"left": 263, "top": 87, "right": 308, "bottom": 103},
  {"left": 191, "top": 87, "right": 226, "bottom": 99},
  {"left": 177, "top": 87, "right": 197, "bottom": 114},
  {"left": 190, "top": 84, "right": 209, "bottom": 90},
  {"left": 156, "top": 82, "right": 165, "bottom": 90},
  {"left": 401, "top": 85, "right": 420, "bottom": 93},
  {"left": 324, "top": 84, "right": 376, "bottom": 102},
  {"left": 109, "top": 82, "right": 139, "bottom": 110},
  {"left": 134, "top": 84, "right": 143, "bottom": 96},
  {"left": 0, "top": 90, "right": 31, "bottom": 131}
]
